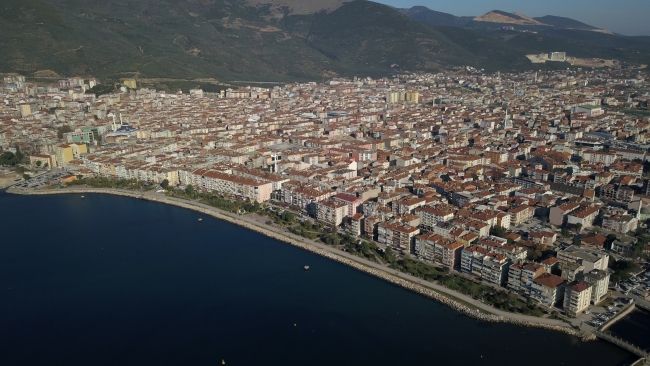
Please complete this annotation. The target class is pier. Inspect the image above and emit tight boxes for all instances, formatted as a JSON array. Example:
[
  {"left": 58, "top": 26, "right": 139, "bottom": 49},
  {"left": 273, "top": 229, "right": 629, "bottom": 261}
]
[
  {"left": 593, "top": 331, "right": 649, "bottom": 365},
  {"left": 636, "top": 299, "right": 650, "bottom": 313}
]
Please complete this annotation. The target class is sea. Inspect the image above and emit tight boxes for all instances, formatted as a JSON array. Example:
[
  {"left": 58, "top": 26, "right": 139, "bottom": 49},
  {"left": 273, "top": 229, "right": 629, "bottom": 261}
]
[
  {"left": 0, "top": 191, "right": 640, "bottom": 365},
  {"left": 608, "top": 308, "right": 650, "bottom": 351}
]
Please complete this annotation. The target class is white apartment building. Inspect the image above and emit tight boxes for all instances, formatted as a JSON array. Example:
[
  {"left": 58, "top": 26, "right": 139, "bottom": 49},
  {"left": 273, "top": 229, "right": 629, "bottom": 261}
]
[{"left": 563, "top": 281, "right": 592, "bottom": 316}]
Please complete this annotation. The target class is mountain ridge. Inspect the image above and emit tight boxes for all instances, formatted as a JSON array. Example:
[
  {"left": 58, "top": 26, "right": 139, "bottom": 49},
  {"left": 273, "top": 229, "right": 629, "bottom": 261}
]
[
  {"left": 399, "top": 6, "right": 607, "bottom": 33},
  {"left": 1, "top": 0, "right": 648, "bottom": 81}
]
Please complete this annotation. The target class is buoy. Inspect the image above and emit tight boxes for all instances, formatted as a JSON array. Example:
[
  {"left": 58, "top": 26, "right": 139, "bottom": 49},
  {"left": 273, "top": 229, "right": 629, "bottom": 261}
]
[
  {"left": 304, "top": 266, "right": 310, "bottom": 271},
  {"left": 81, "top": 196, "right": 85, "bottom": 199},
  {"left": 294, "top": 324, "right": 296, "bottom": 327},
  {"left": 222, "top": 360, "right": 225, "bottom": 365},
  {"left": 198, "top": 218, "right": 203, "bottom": 222}
]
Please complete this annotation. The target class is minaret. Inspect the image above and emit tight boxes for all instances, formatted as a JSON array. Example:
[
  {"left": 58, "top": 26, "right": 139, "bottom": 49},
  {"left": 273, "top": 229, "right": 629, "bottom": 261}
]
[
  {"left": 504, "top": 109, "right": 513, "bottom": 129},
  {"left": 109, "top": 113, "right": 117, "bottom": 131}
]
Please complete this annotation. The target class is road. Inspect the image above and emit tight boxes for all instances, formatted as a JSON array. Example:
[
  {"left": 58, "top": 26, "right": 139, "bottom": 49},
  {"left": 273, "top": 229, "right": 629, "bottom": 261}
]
[
  {"left": 146, "top": 190, "right": 569, "bottom": 326},
  {"left": 10, "top": 186, "right": 571, "bottom": 327}
]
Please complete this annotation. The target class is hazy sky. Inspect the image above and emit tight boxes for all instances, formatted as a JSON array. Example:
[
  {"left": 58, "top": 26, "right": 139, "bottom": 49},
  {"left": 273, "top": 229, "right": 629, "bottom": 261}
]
[{"left": 375, "top": 0, "right": 650, "bottom": 36}]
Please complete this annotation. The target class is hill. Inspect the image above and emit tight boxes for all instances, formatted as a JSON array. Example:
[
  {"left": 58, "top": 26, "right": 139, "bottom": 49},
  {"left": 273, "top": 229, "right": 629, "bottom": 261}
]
[
  {"left": 301, "top": 1, "right": 479, "bottom": 75},
  {"left": 473, "top": 10, "right": 546, "bottom": 26},
  {"left": 397, "top": 6, "right": 472, "bottom": 27},
  {"left": 244, "top": 0, "right": 352, "bottom": 16},
  {"left": 0, "top": 0, "right": 484, "bottom": 79},
  {"left": 533, "top": 15, "right": 599, "bottom": 31},
  {"left": 0, "top": 0, "right": 648, "bottom": 81}
]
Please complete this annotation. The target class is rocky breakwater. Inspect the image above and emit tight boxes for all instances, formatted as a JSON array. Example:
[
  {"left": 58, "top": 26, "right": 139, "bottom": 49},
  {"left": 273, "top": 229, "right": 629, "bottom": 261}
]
[
  {"left": 8, "top": 188, "right": 596, "bottom": 341},
  {"left": 143, "top": 196, "right": 593, "bottom": 341}
]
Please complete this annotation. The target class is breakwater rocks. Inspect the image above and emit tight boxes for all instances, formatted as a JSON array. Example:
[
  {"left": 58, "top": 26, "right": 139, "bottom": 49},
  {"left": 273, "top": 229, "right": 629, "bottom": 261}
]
[{"left": 9, "top": 188, "right": 594, "bottom": 341}]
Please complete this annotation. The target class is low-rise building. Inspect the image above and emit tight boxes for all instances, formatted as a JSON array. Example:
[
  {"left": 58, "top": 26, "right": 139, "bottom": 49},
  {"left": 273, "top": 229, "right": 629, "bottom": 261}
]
[
  {"left": 29, "top": 153, "right": 57, "bottom": 168},
  {"left": 192, "top": 169, "right": 273, "bottom": 202},
  {"left": 602, "top": 214, "right": 638, "bottom": 234}
]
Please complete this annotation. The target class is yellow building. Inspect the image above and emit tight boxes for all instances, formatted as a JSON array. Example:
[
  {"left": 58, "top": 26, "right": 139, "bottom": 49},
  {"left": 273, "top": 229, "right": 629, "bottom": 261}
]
[
  {"left": 405, "top": 92, "right": 419, "bottom": 103},
  {"left": 19, "top": 104, "right": 31, "bottom": 117},
  {"left": 54, "top": 143, "right": 87, "bottom": 166},
  {"left": 123, "top": 79, "right": 137, "bottom": 89},
  {"left": 61, "top": 175, "right": 78, "bottom": 183}
]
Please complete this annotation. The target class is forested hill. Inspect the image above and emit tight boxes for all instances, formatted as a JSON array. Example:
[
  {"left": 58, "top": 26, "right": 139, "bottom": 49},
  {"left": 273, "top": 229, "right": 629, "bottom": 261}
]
[{"left": 1, "top": 0, "right": 648, "bottom": 81}]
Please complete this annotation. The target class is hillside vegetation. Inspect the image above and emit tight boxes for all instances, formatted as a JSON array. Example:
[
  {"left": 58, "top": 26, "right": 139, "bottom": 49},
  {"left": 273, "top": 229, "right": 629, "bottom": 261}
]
[{"left": 1, "top": 0, "right": 649, "bottom": 81}]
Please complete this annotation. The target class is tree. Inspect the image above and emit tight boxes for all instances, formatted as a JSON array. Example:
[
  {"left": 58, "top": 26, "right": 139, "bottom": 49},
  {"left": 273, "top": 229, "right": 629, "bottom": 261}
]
[
  {"left": 253, "top": 201, "right": 260, "bottom": 212},
  {"left": 384, "top": 247, "right": 396, "bottom": 262},
  {"left": 57, "top": 126, "right": 72, "bottom": 139},
  {"left": 185, "top": 184, "right": 195, "bottom": 195},
  {"left": 528, "top": 248, "right": 543, "bottom": 261},
  {"left": 86, "top": 83, "right": 116, "bottom": 97},
  {"left": 605, "top": 234, "right": 617, "bottom": 249},
  {"left": 280, "top": 211, "right": 295, "bottom": 222},
  {"left": 325, "top": 234, "right": 340, "bottom": 245},
  {"left": 609, "top": 259, "right": 638, "bottom": 283},
  {"left": 561, "top": 228, "right": 571, "bottom": 238},
  {"left": 22, "top": 174, "right": 31, "bottom": 180},
  {"left": 15, "top": 147, "right": 23, "bottom": 162},
  {"left": 0, "top": 151, "right": 18, "bottom": 166},
  {"left": 575, "top": 223, "right": 582, "bottom": 233},
  {"left": 160, "top": 179, "right": 169, "bottom": 190},
  {"left": 36, "top": 161, "right": 42, "bottom": 167},
  {"left": 490, "top": 225, "right": 507, "bottom": 238}
]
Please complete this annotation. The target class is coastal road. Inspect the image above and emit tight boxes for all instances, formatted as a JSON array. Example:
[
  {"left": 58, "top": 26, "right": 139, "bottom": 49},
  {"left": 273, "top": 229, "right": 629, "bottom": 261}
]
[
  {"left": 146, "top": 191, "right": 569, "bottom": 327},
  {"left": 12, "top": 187, "right": 569, "bottom": 328}
]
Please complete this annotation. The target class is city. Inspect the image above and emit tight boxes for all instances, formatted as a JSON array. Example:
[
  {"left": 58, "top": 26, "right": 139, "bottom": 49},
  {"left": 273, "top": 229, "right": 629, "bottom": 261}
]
[{"left": 2, "top": 67, "right": 650, "bottom": 362}]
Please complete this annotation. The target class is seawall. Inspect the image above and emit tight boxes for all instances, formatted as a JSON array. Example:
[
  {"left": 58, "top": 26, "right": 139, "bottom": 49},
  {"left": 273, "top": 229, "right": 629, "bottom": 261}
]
[
  {"left": 600, "top": 303, "right": 636, "bottom": 331},
  {"left": 7, "top": 187, "right": 595, "bottom": 341}
]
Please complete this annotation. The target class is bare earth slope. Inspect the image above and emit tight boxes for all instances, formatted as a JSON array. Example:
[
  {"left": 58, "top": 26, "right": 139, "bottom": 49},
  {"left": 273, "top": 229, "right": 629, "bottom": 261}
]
[{"left": 473, "top": 11, "right": 547, "bottom": 26}]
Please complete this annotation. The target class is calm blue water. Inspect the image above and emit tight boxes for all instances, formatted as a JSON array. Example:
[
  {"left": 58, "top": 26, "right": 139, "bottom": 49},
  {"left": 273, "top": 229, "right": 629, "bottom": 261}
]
[
  {"left": 0, "top": 192, "right": 638, "bottom": 365},
  {"left": 609, "top": 309, "right": 650, "bottom": 350}
]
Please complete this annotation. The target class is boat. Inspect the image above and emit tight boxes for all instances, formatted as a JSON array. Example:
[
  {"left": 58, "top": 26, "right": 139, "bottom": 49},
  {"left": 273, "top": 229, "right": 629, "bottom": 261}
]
[
  {"left": 80, "top": 196, "right": 85, "bottom": 199},
  {"left": 304, "top": 265, "right": 310, "bottom": 271},
  {"left": 198, "top": 218, "right": 203, "bottom": 222},
  {"left": 222, "top": 360, "right": 225, "bottom": 365}
]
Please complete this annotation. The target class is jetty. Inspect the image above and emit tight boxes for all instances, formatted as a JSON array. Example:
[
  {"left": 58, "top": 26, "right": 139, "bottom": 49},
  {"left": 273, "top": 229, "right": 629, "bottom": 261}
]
[
  {"left": 599, "top": 303, "right": 636, "bottom": 331},
  {"left": 592, "top": 330, "right": 649, "bottom": 365}
]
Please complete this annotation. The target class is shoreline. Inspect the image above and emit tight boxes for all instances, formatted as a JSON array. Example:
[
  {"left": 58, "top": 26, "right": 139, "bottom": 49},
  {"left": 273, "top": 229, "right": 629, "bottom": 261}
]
[{"left": 6, "top": 187, "right": 596, "bottom": 341}]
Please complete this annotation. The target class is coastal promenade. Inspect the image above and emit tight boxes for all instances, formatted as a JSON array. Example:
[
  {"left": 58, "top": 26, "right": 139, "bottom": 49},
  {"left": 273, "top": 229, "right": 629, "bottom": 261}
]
[{"left": 7, "top": 187, "right": 593, "bottom": 340}]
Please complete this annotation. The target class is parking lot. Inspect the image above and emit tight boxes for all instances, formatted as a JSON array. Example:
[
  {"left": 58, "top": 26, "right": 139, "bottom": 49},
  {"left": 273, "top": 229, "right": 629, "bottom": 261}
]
[
  {"left": 575, "top": 269, "right": 650, "bottom": 328},
  {"left": 13, "top": 169, "right": 69, "bottom": 190}
]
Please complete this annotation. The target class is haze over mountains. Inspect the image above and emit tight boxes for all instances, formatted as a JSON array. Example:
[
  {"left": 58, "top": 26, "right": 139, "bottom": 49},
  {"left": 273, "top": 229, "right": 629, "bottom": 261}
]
[{"left": 1, "top": 0, "right": 648, "bottom": 82}]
